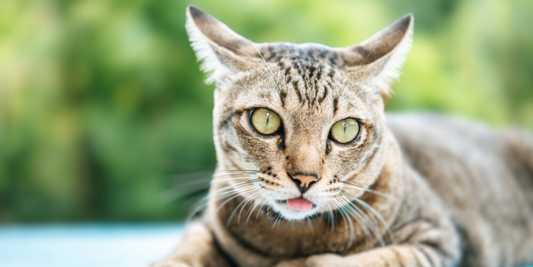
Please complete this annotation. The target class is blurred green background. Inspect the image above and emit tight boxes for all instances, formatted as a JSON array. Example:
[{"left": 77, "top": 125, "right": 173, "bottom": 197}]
[{"left": 0, "top": 0, "right": 532, "bottom": 223}]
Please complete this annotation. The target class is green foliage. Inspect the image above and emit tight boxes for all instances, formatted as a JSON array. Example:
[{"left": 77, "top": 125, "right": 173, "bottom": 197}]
[{"left": 0, "top": 0, "right": 532, "bottom": 222}]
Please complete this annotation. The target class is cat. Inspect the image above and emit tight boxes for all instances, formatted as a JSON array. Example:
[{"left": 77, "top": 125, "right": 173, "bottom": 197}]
[{"left": 150, "top": 5, "right": 533, "bottom": 267}]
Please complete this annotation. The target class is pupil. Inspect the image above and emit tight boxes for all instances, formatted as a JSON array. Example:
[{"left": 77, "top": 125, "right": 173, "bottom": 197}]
[
  {"left": 343, "top": 122, "right": 346, "bottom": 134},
  {"left": 266, "top": 113, "right": 270, "bottom": 126}
]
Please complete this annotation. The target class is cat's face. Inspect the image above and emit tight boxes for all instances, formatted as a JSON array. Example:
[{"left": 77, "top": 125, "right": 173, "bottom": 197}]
[{"left": 186, "top": 6, "right": 412, "bottom": 220}]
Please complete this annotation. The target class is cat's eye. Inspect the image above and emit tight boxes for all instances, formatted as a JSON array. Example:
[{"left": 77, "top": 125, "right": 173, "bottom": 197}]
[
  {"left": 250, "top": 108, "right": 281, "bottom": 135},
  {"left": 330, "top": 118, "right": 360, "bottom": 144}
]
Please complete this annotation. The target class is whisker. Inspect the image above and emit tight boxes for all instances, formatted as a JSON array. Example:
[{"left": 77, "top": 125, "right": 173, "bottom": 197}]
[
  {"left": 331, "top": 198, "right": 353, "bottom": 249},
  {"left": 338, "top": 195, "right": 376, "bottom": 250},
  {"left": 165, "top": 173, "right": 256, "bottom": 203},
  {"left": 325, "top": 202, "right": 335, "bottom": 234},
  {"left": 341, "top": 181, "right": 398, "bottom": 202},
  {"left": 272, "top": 210, "right": 283, "bottom": 229},
  {"left": 330, "top": 199, "right": 346, "bottom": 233},
  {"left": 337, "top": 195, "right": 373, "bottom": 249},
  {"left": 245, "top": 198, "right": 262, "bottom": 224},
  {"left": 186, "top": 195, "right": 209, "bottom": 222},
  {"left": 231, "top": 47, "right": 280, "bottom": 92},
  {"left": 211, "top": 177, "right": 254, "bottom": 184},
  {"left": 340, "top": 189, "right": 395, "bottom": 245},
  {"left": 217, "top": 169, "right": 259, "bottom": 172},
  {"left": 245, "top": 200, "right": 261, "bottom": 224},
  {"left": 188, "top": 187, "right": 247, "bottom": 222},
  {"left": 211, "top": 175, "right": 257, "bottom": 184},
  {"left": 171, "top": 177, "right": 212, "bottom": 186},
  {"left": 212, "top": 179, "right": 258, "bottom": 195},
  {"left": 181, "top": 192, "right": 207, "bottom": 206},
  {"left": 159, "top": 183, "right": 209, "bottom": 204},
  {"left": 184, "top": 178, "right": 258, "bottom": 222},
  {"left": 213, "top": 172, "right": 257, "bottom": 177},
  {"left": 216, "top": 170, "right": 259, "bottom": 174},
  {"left": 227, "top": 191, "right": 261, "bottom": 227},
  {"left": 212, "top": 179, "right": 258, "bottom": 210},
  {"left": 215, "top": 187, "right": 257, "bottom": 215},
  {"left": 251, "top": 42, "right": 281, "bottom": 92},
  {"left": 253, "top": 199, "right": 269, "bottom": 223},
  {"left": 306, "top": 217, "right": 314, "bottom": 232},
  {"left": 238, "top": 192, "right": 262, "bottom": 223},
  {"left": 171, "top": 170, "right": 214, "bottom": 180},
  {"left": 172, "top": 172, "right": 253, "bottom": 187},
  {"left": 244, "top": 201, "right": 258, "bottom": 224}
]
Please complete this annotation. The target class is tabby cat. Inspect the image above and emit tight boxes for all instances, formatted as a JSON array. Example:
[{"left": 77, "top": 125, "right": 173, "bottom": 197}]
[{"left": 151, "top": 6, "right": 533, "bottom": 267}]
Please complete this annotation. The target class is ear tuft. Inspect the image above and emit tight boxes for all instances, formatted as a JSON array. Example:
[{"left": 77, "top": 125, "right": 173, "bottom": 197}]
[
  {"left": 186, "top": 6, "right": 257, "bottom": 85},
  {"left": 376, "top": 14, "right": 413, "bottom": 96},
  {"left": 342, "top": 14, "right": 414, "bottom": 96},
  {"left": 186, "top": 6, "right": 228, "bottom": 84}
]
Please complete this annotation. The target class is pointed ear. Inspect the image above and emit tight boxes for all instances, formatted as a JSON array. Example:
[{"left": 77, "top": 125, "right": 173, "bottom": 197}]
[
  {"left": 340, "top": 14, "right": 413, "bottom": 96},
  {"left": 186, "top": 6, "right": 258, "bottom": 84}
]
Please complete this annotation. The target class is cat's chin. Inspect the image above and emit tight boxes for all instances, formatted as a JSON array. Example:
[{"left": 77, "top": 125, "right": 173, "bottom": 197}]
[{"left": 270, "top": 200, "right": 319, "bottom": 221}]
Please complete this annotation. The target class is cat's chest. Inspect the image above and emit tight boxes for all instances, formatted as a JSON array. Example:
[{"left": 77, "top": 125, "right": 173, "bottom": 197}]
[{"left": 217, "top": 197, "right": 372, "bottom": 258}]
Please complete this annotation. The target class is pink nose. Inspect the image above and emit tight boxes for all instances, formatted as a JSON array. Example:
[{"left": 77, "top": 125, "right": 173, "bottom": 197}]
[{"left": 291, "top": 174, "right": 319, "bottom": 193}]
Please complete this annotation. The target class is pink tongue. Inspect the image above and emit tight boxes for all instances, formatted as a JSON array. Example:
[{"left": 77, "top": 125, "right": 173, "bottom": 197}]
[{"left": 287, "top": 197, "right": 313, "bottom": 211}]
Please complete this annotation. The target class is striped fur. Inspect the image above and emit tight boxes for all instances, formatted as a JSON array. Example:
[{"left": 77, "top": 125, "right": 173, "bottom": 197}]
[{"left": 151, "top": 6, "right": 533, "bottom": 267}]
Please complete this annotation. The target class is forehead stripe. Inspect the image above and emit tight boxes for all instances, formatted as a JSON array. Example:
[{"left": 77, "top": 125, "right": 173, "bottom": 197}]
[{"left": 291, "top": 80, "right": 304, "bottom": 103}]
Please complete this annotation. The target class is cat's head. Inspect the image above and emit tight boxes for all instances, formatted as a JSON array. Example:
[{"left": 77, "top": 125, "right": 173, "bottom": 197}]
[{"left": 186, "top": 6, "right": 412, "bottom": 220}]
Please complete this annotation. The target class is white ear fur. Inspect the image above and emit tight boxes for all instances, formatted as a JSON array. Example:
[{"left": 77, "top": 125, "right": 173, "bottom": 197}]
[
  {"left": 371, "top": 24, "right": 413, "bottom": 96},
  {"left": 185, "top": 10, "right": 230, "bottom": 84},
  {"left": 342, "top": 14, "right": 414, "bottom": 96},
  {"left": 185, "top": 6, "right": 258, "bottom": 86}
]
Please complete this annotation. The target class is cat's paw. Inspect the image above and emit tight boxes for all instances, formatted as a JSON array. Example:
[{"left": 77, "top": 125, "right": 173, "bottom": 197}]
[
  {"left": 275, "top": 254, "right": 344, "bottom": 267},
  {"left": 303, "top": 253, "right": 344, "bottom": 267},
  {"left": 274, "top": 258, "right": 306, "bottom": 267}
]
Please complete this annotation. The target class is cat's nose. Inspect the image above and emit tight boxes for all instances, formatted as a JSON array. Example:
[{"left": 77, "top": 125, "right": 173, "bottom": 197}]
[{"left": 290, "top": 173, "right": 319, "bottom": 194}]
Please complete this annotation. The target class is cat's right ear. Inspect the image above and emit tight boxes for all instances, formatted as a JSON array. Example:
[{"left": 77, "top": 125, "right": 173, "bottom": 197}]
[
  {"left": 340, "top": 14, "right": 413, "bottom": 97},
  {"left": 186, "top": 6, "right": 257, "bottom": 85}
]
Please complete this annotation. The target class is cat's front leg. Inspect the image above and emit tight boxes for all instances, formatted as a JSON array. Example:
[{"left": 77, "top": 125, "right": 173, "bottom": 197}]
[
  {"left": 309, "top": 244, "right": 457, "bottom": 267},
  {"left": 276, "top": 219, "right": 461, "bottom": 267},
  {"left": 274, "top": 222, "right": 461, "bottom": 267},
  {"left": 149, "top": 221, "right": 231, "bottom": 267},
  {"left": 277, "top": 244, "right": 457, "bottom": 267}
]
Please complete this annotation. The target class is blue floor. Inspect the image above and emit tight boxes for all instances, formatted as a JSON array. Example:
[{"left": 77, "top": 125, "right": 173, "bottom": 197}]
[
  {"left": 0, "top": 224, "right": 185, "bottom": 267},
  {"left": 1, "top": 224, "right": 532, "bottom": 267}
]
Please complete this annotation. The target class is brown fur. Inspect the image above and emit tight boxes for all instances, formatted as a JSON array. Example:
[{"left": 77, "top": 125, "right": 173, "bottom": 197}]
[{"left": 151, "top": 6, "right": 533, "bottom": 267}]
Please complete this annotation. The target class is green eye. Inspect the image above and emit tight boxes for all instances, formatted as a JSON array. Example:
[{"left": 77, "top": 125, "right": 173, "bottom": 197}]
[
  {"left": 250, "top": 108, "right": 281, "bottom": 135},
  {"left": 330, "top": 118, "right": 359, "bottom": 143}
]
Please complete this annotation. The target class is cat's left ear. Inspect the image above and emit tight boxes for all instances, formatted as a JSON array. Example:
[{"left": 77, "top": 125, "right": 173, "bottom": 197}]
[
  {"left": 186, "top": 6, "right": 259, "bottom": 85},
  {"left": 340, "top": 14, "right": 413, "bottom": 96}
]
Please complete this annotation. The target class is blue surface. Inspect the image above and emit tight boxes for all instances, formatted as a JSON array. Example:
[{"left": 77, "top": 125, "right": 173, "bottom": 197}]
[
  {"left": 1, "top": 224, "right": 532, "bottom": 267},
  {"left": 0, "top": 224, "right": 185, "bottom": 267}
]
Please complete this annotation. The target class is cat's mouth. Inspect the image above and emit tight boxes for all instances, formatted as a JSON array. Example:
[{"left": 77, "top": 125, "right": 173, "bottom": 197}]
[
  {"left": 276, "top": 197, "right": 316, "bottom": 211},
  {"left": 271, "top": 197, "right": 319, "bottom": 220}
]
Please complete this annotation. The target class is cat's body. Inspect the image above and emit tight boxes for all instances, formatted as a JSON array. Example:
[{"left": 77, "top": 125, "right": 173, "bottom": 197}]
[
  {"left": 389, "top": 114, "right": 533, "bottom": 267},
  {"left": 151, "top": 6, "right": 533, "bottom": 267}
]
